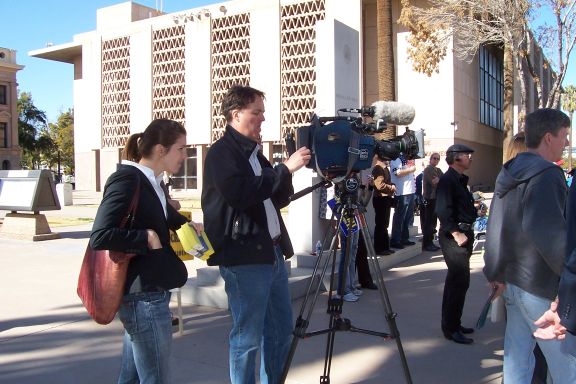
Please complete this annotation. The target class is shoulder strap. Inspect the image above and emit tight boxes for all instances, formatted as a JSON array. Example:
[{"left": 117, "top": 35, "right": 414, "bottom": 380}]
[{"left": 119, "top": 177, "right": 141, "bottom": 229}]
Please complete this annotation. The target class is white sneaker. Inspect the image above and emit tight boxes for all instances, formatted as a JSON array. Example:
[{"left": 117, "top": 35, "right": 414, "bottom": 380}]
[
  {"left": 353, "top": 288, "right": 363, "bottom": 296},
  {"left": 343, "top": 292, "right": 359, "bottom": 302}
]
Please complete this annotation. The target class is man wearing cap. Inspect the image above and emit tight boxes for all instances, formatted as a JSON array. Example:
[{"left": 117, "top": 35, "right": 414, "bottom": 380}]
[
  {"left": 435, "top": 143, "right": 477, "bottom": 344},
  {"left": 485, "top": 108, "right": 575, "bottom": 383}
]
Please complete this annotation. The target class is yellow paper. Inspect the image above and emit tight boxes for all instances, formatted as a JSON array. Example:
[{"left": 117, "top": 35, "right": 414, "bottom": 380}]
[
  {"left": 171, "top": 211, "right": 193, "bottom": 260},
  {"left": 175, "top": 223, "right": 214, "bottom": 261}
]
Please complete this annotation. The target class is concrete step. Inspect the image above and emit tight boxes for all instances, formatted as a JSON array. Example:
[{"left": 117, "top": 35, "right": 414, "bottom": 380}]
[
  {"left": 177, "top": 240, "right": 423, "bottom": 310},
  {"left": 176, "top": 226, "right": 422, "bottom": 309},
  {"left": 179, "top": 264, "right": 317, "bottom": 309}
]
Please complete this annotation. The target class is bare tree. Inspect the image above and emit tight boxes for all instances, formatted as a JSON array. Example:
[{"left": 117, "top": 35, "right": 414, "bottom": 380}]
[
  {"left": 398, "top": 0, "right": 576, "bottom": 146},
  {"left": 562, "top": 84, "right": 576, "bottom": 169}
]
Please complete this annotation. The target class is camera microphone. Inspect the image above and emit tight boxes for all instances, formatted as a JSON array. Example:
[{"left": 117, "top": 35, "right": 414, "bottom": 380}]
[
  {"left": 338, "top": 106, "right": 375, "bottom": 116},
  {"left": 371, "top": 101, "right": 415, "bottom": 126}
]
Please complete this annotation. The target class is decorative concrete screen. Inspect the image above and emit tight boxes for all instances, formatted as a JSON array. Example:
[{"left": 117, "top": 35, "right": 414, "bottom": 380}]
[
  {"left": 152, "top": 25, "right": 186, "bottom": 126},
  {"left": 280, "top": 0, "right": 326, "bottom": 140},
  {"left": 101, "top": 36, "right": 131, "bottom": 148},
  {"left": 210, "top": 12, "right": 251, "bottom": 142}
]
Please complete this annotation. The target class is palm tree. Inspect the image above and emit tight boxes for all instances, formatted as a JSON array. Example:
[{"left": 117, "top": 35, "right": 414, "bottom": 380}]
[
  {"left": 502, "top": 46, "right": 514, "bottom": 163},
  {"left": 562, "top": 85, "right": 576, "bottom": 170},
  {"left": 377, "top": 0, "right": 396, "bottom": 139}
]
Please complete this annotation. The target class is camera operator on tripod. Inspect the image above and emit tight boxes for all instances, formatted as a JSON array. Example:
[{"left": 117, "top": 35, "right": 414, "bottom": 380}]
[{"left": 202, "top": 85, "right": 311, "bottom": 384}]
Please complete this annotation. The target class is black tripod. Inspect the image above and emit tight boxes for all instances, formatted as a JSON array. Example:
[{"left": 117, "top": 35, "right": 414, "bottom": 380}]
[{"left": 281, "top": 177, "right": 412, "bottom": 384}]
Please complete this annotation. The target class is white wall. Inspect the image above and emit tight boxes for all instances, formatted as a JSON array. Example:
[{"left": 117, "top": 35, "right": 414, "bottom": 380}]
[
  {"left": 395, "top": 30, "right": 456, "bottom": 153},
  {"left": 290, "top": 15, "right": 361, "bottom": 254},
  {"left": 251, "top": 0, "right": 281, "bottom": 142},
  {"left": 185, "top": 16, "right": 212, "bottom": 144}
]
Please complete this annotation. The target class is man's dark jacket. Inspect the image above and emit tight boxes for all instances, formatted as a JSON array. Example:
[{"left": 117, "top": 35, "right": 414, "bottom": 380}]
[
  {"left": 559, "top": 182, "right": 576, "bottom": 333},
  {"left": 484, "top": 152, "right": 567, "bottom": 301},
  {"left": 202, "top": 126, "right": 294, "bottom": 266}
]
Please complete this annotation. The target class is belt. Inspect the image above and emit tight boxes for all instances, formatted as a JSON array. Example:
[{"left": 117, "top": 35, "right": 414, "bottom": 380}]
[{"left": 272, "top": 236, "right": 282, "bottom": 246}]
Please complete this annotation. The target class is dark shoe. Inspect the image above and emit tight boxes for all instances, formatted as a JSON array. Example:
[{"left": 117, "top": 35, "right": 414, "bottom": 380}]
[
  {"left": 459, "top": 326, "right": 474, "bottom": 334},
  {"left": 402, "top": 240, "right": 416, "bottom": 246},
  {"left": 390, "top": 242, "right": 404, "bottom": 249},
  {"left": 422, "top": 245, "right": 441, "bottom": 252},
  {"left": 361, "top": 282, "right": 378, "bottom": 290},
  {"left": 445, "top": 331, "right": 473, "bottom": 344},
  {"left": 172, "top": 317, "right": 179, "bottom": 326}
]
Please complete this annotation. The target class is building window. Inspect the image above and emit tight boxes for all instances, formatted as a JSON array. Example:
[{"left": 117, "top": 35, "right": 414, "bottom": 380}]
[
  {"left": 479, "top": 45, "right": 504, "bottom": 130},
  {"left": 0, "top": 85, "right": 7, "bottom": 105},
  {"left": 171, "top": 147, "right": 197, "bottom": 190},
  {"left": 0, "top": 122, "right": 7, "bottom": 148}
]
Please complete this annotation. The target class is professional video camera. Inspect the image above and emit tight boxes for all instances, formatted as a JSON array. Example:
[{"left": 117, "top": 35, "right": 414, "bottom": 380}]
[{"left": 287, "top": 101, "right": 425, "bottom": 181}]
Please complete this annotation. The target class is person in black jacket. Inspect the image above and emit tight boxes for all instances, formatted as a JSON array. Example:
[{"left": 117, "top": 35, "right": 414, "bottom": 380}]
[
  {"left": 202, "top": 85, "right": 310, "bottom": 384},
  {"left": 435, "top": 143, "right": 477, "bottom": 345},
  {"left": 485, "top": 108, "right": 576, "bottom": 383},
  {"left": 90, "top": 119, "right": 202, "bottom": 384}
]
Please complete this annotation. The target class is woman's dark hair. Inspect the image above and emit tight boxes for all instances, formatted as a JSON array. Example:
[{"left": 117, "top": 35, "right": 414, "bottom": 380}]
[
  {"left": 122, "top": 119, "right": 186, "bottom": 162},
  {"left": 221, "top": 85, "right": 265, "bottom": 122}
]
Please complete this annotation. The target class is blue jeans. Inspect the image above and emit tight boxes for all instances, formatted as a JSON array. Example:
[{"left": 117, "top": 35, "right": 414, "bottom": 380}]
[
  {"left": 390, "top": 194, "right": 415, "bottom": 245},
  {"left": 338, "top": 230, "right": 359, "bottom": 295},
  {"left": 503, "top": 283, "right": 576, "bottom": 384},
  {"left": 117, "top": 291, "right": 173, "bottom": 384},
  {"left": 219, "top": 245, "right": 293, "bottom": 384}
]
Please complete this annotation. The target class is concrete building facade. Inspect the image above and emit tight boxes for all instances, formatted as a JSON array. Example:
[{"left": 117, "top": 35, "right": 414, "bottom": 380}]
[
  {"left": 29, "top": 0, "right": 555, "bottom": 194},
  {"left": 0, "top": 48, "right": 24, "bottom": 170},
  {"left": 28, "top": 0, "right": 559, "bottom": 253}
]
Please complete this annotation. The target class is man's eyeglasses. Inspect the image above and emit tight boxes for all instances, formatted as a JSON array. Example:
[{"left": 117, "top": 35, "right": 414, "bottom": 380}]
[{"left": 431, "top": 157, "right": 440, "bottom": 160}]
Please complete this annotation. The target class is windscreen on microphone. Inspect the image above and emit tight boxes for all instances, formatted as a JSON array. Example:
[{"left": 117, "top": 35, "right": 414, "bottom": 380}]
[{"left": 371, "top": 101, "right": 416, "bottom": 126}]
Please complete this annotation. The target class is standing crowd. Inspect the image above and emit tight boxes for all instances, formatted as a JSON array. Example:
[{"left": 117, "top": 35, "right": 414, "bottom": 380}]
[{"left": 89, "top": 86, "right": 576, "bottom": 384}]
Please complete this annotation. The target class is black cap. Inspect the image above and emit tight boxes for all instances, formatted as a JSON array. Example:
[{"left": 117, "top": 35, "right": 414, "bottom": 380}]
[{"left": 446, "top": 144, "right": 474, "bottom": 153}]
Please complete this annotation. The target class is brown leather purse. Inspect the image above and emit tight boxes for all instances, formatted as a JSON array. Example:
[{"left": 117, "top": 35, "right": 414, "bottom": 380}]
[{"left": 77, "top": 180, "right": 140, "bottom": 325}]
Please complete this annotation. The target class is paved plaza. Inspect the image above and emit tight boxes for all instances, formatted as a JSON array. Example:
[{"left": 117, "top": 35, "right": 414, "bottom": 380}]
[{"left": 0, "top": 190, "right": 505, "bottom": 383}]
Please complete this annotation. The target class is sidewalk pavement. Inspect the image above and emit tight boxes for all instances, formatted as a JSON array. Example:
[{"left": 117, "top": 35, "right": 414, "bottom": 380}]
[{"left": 0, "top": 190, "right": 505, "bottom": 384}]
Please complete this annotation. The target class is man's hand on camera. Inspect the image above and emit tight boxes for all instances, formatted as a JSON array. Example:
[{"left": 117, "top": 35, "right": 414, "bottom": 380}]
[{"left": 284, "top": 146, "right": 311, "bottom": 173}]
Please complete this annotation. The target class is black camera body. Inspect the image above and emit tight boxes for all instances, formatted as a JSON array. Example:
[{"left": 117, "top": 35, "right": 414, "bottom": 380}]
[{"left": 287, "top": 113, "right": 424, "bottom": 181}]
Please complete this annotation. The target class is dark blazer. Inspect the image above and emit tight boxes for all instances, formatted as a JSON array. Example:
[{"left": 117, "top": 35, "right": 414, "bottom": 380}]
[
  {"left": 436, "top": 167, "right": 477, "bottom": 235},
  {"left": 202, "top": 125, "right": 294, "bottom": 267},
  {"left": 560, "top": 181, "right": 576, "bottom": 333},
  {"left": 90, "top": 164, "right": 189, "bottom": 294}
]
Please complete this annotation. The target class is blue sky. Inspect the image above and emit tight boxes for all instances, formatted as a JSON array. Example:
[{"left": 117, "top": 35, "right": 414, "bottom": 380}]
[
  {"left": 2, "top": 0, "right": 217, "bottom": 122},
  {"left": 2, "top": 0, "right": 575, "bottom": 122}
]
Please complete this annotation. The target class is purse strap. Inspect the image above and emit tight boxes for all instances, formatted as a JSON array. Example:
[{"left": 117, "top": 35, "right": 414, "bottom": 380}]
[{"left": 119, "top": 177, "right": 141, "bottom": 229}]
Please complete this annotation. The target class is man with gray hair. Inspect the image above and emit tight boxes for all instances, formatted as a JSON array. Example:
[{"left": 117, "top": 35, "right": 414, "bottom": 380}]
[
  {"left": 484, "top": 108, "right": 576, "bottom": 382},
  {"left": 436, "top": 143, "right": 477, "bottom": 344}
]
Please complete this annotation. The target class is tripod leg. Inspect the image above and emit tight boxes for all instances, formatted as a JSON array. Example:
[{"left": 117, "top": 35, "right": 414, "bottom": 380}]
[
  {"left": 357, "top": 211, "right": 413, "bottom": 384},
  {"left": 319, "top": 203, "right": 357, "bottom": 382},
  {"left": 280, "top": 214, "right": 341, "bottom": 384}
]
